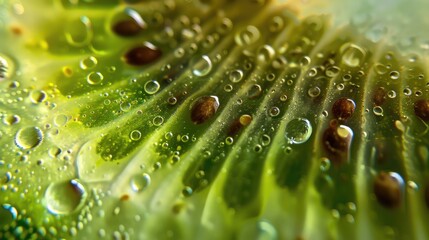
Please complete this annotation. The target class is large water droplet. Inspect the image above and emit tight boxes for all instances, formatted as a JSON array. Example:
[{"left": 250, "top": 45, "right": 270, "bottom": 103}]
[
  {"left": 340, "top": 43, "right": 366, "bottom": 67},
  {"left": 192, "top": 55, "right": 212, "bottom": 77},
  {"left": 45, "top": 179, "right": 87, "bottom": 215},
  {"left": 284, "top": 118, "right": 313, "bottom": 144},
  {"left": 15, "top": 127, "right": 43, "bottom": 149},
  {"left": 130, "top": 173, "right": 151, "bottom": 192}
]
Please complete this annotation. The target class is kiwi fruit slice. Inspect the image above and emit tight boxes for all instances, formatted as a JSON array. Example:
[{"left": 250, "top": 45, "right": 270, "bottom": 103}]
[{"left": 1, "top": 0, "right": 429, "bottom": 239}]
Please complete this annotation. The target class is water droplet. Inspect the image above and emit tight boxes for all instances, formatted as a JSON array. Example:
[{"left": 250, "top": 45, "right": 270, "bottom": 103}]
[
  {"left": 300, "top": 56, "right": 311, "bottom": 66},
  {"left": 130, "top": 130, "right": 142, "bottom": 141},
  {"left": 235, "top": 25, "right": 260, "bottom": 46},
  {"left": 192, "top": 55, "right": 212, "bottom": 77},
  {"left": 308, "top": 86, "right": 321, "bottom": 97},
  {"left": 257, "top": 45, "right": 275, "bottom": 63},
  {"left": 3, "top": 114, "right": 20, "bottom": 125},
  {"left": 284, "top": 118, "right": 313, "bottom": 144},
  {"left": 261, "top": 134, "right": 271, "bottom": 146},
  {"left": 373, "top": 106, "right": 384, "bottom": 116},
  {"left": 144, "top": 80, "right": 160, "bottom": 94},
  {"left": 54, "top": 114, "right": 68, "bottom": 126},
  {"left": 130, "top": 173, "right": 151, "bottom": 192},
  {"left": 387, "top": 90, "right": 396, "bottom": 98},
  {"left": 229, "top": 69, "right": 244, "bottom": 83},
  {"left": 182, "top": 186, "right": 193, "bottom": 196},
  {"left": 0, "top": 54, "right": 14, "bottom": 81},
  {"left": 268, "top": 107, "right": 280, "bottom": 117},
  {"left": 224, "top": 84, "right": 233, "bottom": 92},
  {"left": 45, "top": 179, "right": 87, "bottom": 215},
  {"left": 124, "top": 42, "right": 162, "bottom": 66},
  {"left": 174, "top": 48, "right": 185, "bottom": 58},
  {"left": 15, "top": 127, "right": 43, "bottom": 150},
  {"left": 247, "top": 84, "right": 262, "bottom": 99},
  {"left": 403, "top": 88, "right": 412, "bottom": 96},
  {"left": 320, "top": 158, "right": 331, "bottom": 172},
  {"left": 0, "top": 204, "right": 18, "bottom": 225},
  {"left": 65, "top": 16, "right": 93, "bottom": 47},
  {"left": 152, "top": 116, "right": 164, "bottom": 126},
  {"left": 269, "top": 16, "right": 284, "bottom": 32},
  {"left": 257, "top": 221, "right": 278, "bottom": 239},
  {"left": 340, "top": 43, "right": 366, "bottom": 67},
  {"left": 190, "top": 96, "right": 220, "bottom": 124},
  {"left": 325, "top": 66, "right": 340, "bottom": 77},
  {"left": 86, "top": 72, "right": 104, "bottom": 85},
  {"left": 225, "top": 137, "right": 234, "bottom": 145},
  {"left": 79, "top": 56, "right": 98, "bottom": 70},
  {"left": 30, "top": 90, "right": 47, "bottom": 104},
  {"left": 389, "top": 71, "right": 400, "bottom": 80}
]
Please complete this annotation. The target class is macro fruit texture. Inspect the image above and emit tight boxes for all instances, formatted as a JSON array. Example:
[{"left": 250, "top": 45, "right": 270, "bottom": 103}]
[{"left": 1, "top": 0, "right": 429, "bottom": 239}]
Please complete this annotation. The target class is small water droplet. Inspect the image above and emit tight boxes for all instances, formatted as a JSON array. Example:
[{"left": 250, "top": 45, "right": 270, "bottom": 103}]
[
  {"left": 284, "top": 118, "right": 313, "bottom": 144},
  {"left": 225, "top": 137, "right": 234, "bottom": 145},
  {"left": 389, "top": 71, "right": 400, "bottom": 80},
  {"left": 229, "top": 69, "right": 244, "bottom": 83},
  {"left": 257, "top": 45, "right": 275, "bottom": 63},
  {"left": 45, "top": 179, "right": 87, "bottom": 215},
  {"left": 130, "top": 173, "right": 151, "bottom": 192},
  {"left": 3, "top": 114, "right": 20, "bottom": 125},
  {"left": 15, "top": 127, "right": 43, "bottom": 150},
  {"left": 325, "top": 66, "right": 340, "bottom": 77},
  {"left": 192, "top": 55, "right": 212, "bottom": 77},
  {"left": 268, "top": 107, "right": 280, "bottom": 117},
  {"left": 86, "top": 72, "right": 104, "bottom": 85},
  {"left": 308, "top": 86, "right": 321, "bottom": 97},
  {"left": 235, "top": 25, "right": 260, "bottom": 46},
  {"left": 340, "top": 43, "right": 366, "bottom": 67},
  {"left": 130, "top": 130, "right": 142, "bottom": 141},
  {"left": 153, "top": 116, "right": 164, "bottom": 126},
  {"left": 373, "top": 106, "right": 384, "bottom": 116},
  {"left": 387, "top": 90, "right": 396, "bottom": 98},
  {"left": 79, "top": 56, "right": 98, "bottom": 70},
  {"left": 247, "top": 84, "right": 262, "bottom": 99},
  {"left": 144, "top": 80, "right": 160, "bottom": 94},
  {"left": 30, "top": 90, "right": 47, "bottom": 104}
]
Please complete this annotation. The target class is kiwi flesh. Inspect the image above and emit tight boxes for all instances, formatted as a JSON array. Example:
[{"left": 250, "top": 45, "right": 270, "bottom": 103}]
[{"left": 1, "top": 0, "right": 429, "bottom": 239}]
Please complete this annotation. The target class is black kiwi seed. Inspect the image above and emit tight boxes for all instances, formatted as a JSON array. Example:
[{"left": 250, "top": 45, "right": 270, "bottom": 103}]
[
  {"left": 332, "top": 97, "right": 356, "bottom": 121},
  {"left": 124, "top": 43, "right": 162, "bottom": 66},
  {"left": 112, "top": 19, "right": 144, "bottom": 37},
  {"left": 373, "top": 172, "right": 402, "bottom": 208},
  {"left": 373, "top": 87, "right": 387, "bottom": 106},
  {"left": 190, "top": 96, "right": 220, "bottom": 124},
  {"left": 414, "top": 99, "right": 429, "bottom": 121}
]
